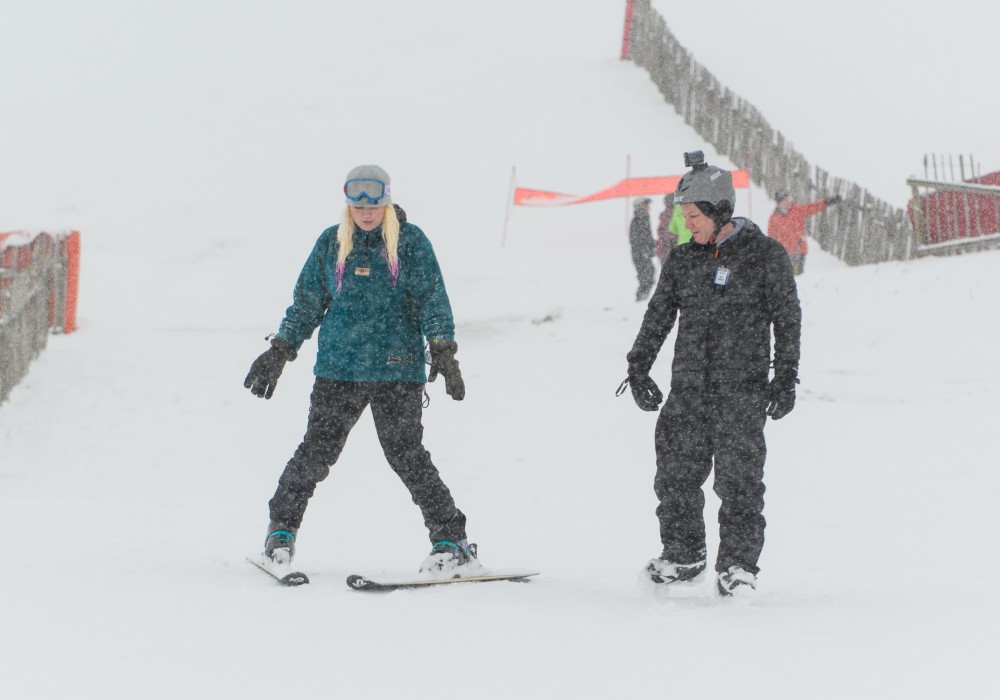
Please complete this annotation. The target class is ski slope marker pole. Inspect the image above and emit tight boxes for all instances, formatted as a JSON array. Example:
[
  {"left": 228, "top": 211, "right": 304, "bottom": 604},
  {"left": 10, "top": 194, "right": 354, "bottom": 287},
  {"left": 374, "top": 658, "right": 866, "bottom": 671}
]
[{"left": 502, "top": 165, "right": 517, "bottom": 247}]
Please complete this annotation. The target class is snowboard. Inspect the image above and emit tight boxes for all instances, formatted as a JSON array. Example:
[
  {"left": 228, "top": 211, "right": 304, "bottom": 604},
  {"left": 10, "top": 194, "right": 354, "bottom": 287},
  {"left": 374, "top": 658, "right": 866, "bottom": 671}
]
[
  {"left": 246, "top": 555, "right": 310, "bottom": 586},
  {"left": 346, "top": 571, "right": 539, "bottom": 592}
]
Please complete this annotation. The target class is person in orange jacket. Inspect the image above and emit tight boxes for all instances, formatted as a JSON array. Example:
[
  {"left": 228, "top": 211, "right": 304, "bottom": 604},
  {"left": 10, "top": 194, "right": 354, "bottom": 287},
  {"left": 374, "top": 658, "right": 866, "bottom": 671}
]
[{"left": 767, "top": 191, "right": 841, "bottom": 275}]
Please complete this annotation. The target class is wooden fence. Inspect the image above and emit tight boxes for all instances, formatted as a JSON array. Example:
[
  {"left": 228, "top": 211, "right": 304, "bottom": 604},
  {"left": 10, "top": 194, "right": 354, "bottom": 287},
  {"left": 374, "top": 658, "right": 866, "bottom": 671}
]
[
  {"left": 1, "top": 233, "right": 55, "bottom": 404},
  {"left": 0, "top": 230, "right": 80, "bottom": 404},
  {"left": 627, "top": 1, "right": 918, "bottom": 265}
]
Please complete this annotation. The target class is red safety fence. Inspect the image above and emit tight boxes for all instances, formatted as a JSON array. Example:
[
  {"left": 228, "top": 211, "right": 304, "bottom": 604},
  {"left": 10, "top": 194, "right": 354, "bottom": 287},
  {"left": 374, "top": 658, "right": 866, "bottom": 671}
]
[
  {"left": 0, "top": 230, "right": 80, "bottom": 332},
  {"left": 0, "top": 229, "right": 81, "bottom": 403},
  {"left": 55, "top": 231, "right": 81, "bottom": 333},
  {"left": 620, "top": 0, "right": 637, "bottom": 60},
  {"left": 906, "top": 172, "right": 1000, "bottom": 248}
]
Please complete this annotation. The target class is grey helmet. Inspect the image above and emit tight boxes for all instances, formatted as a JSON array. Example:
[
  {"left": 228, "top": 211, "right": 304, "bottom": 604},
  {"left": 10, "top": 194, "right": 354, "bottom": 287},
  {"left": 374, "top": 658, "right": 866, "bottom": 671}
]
[
  {"left": 674, "top": 164, "right": 736, "bottom": 209},
  {"left": 674, "top": 152, "right": 735, "bottom": 234}
]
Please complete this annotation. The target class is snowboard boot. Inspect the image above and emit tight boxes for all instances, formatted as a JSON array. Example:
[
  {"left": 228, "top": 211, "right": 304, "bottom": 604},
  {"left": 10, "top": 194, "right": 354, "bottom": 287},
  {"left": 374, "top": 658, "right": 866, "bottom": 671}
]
[
  {"left": 418, "top": 539, "right": 484, "bottom": 579},
  {"left": 264, "top": 522, "right": 297, "bottom": 566},
  {"left": 645, "top": 556, "right": 706, "bottom": 585},
  {"left": 717, "top": 565, "right": 757, "bottom": 598}
]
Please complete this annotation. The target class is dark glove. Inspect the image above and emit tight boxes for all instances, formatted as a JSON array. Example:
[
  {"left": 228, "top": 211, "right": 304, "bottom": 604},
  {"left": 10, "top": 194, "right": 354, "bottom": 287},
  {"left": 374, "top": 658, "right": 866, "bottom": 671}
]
[
  {"left": 765, "top": 372, "right": 799, "bottom": 420},
  {"left": 627, "top": 372, "right": 663, "bottom": 412},
  {"left": 244, "top": 336, "right": 297, "bottom": 400},
  {"left": 825, "top": 194, "right": 842, "bottom": 206},
  {"left": 428, "top": 339, "right": 465, "bottom": 401}
]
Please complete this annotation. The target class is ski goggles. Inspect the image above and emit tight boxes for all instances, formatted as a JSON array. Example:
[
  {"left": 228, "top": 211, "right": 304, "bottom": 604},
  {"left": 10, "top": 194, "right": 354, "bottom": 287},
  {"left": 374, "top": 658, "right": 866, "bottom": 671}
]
[{"left": 344, "top": 178, "right": 389, "bottom": 204}]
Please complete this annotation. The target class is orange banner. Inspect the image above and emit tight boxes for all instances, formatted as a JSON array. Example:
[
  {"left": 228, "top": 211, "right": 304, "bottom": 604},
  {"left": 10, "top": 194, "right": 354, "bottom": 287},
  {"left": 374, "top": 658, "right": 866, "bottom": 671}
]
[{"left": 514, "top": 170, "right": 750, "bottom": 206}]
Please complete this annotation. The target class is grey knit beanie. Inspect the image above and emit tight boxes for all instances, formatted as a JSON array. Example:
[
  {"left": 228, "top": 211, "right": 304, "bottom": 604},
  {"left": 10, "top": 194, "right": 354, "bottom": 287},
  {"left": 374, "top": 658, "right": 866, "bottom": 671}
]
[{"left": 344, "top": 164, "right": 392, "bottom": 208}]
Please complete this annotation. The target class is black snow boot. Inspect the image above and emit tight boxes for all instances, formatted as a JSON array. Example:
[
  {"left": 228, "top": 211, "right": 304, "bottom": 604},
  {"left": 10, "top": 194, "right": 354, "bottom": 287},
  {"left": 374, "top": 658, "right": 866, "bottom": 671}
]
[{"left": 264, "top": 522, "right": 297, "bottom": 565}]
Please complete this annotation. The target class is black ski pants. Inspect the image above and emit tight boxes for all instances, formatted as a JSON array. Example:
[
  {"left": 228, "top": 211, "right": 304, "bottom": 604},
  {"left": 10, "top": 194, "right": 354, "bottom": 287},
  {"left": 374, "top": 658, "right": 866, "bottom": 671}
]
[
  {"left": 654, "top": 389, "right": 768, "bottom": 574},
  {"left": 632, "top": 253, "right": 656, "bottom": 298},
  {"left": 268, "top": 378, "right": 467, "bottom": 545}
]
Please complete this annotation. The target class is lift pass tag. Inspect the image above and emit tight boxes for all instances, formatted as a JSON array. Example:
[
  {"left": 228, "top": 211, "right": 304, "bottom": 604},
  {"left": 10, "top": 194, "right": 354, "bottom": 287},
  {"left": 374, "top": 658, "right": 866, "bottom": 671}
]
[
  {"left": 714, "top": 265, "right": 730, "bottom": 286},
  {"left": 354, "top": 267, "right": 370, "bottom": 277}
]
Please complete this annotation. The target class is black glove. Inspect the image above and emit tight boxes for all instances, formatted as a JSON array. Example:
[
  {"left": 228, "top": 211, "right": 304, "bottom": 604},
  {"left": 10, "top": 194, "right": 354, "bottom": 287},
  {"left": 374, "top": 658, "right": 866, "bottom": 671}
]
[
  {"left": 244, "top": 336, "right": 297, "bottom": 400},
  {"left": 628, "top": 372, "right": 663, "bottom": 412},
  {"left": 825, "top": 194, "right": 842, "bottom": 206},
  {"left": 428, "top": 339, "right": 465, "bottom": 401},
  {"left": 765, "top": 372, "right": 799, "bottom": 420}
]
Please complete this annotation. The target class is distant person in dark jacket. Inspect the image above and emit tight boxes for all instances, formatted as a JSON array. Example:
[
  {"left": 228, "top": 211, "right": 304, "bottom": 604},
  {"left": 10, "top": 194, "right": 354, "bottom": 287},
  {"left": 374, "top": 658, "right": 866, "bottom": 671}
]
[
  {"left": 623, "top": 151, "right": 802, "bottom": 599},
  {"left": 767, "top": 191, "right": 842, "bottom": 275},
  {"left": 630, "top": 197, "right": 656, "bottom": 301},
  {"left": 244, "top": 164, "right": 482, "bottom": 581}
]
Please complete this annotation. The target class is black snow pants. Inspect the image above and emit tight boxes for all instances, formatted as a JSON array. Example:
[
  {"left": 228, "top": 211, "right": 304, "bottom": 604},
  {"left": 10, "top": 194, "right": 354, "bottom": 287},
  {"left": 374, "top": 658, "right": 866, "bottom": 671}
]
[
  {"left": 654, "top": 389, "right": 768, "bottom": 574},
  {"left": 268, "top": 378, "right": 467, "bottom": 545},
  {"left": 633, "top": 253, "right": 656, "bottom": 298}
]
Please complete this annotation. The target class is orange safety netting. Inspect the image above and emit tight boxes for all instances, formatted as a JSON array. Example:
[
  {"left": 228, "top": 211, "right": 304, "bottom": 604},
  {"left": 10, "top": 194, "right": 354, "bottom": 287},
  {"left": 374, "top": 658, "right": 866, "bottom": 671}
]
[{"left": 514, "top": 170, "right": 750, "bottom": 206}]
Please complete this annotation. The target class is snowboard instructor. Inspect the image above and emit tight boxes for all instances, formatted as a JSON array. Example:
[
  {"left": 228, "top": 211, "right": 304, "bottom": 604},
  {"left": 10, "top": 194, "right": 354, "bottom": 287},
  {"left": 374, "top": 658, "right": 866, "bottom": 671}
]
[
  {"left": 622, "top": 151, "right": 802, "bottom": 597},
  {"left": 243, "top": 164, "right": 482, "bottom": 578}
]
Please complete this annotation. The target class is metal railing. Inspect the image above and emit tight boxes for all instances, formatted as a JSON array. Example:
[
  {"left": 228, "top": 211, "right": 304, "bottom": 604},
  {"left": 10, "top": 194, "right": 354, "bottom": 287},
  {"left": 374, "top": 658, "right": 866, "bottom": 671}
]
[{"left": 906, "top": 176, "right": 1000, "bottom": 254}]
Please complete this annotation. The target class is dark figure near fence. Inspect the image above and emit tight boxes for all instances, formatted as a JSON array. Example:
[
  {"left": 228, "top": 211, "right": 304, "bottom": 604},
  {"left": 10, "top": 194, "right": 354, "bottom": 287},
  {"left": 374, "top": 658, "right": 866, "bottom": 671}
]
[
  {"left": 767, "top": 191, "right": 842, "bottom": 275},
  {"left": 621, "top": 151, "right": 802, "bottom": 599},
  {"left": 629, "top": 197, "right": 656, "bottom": 301}
]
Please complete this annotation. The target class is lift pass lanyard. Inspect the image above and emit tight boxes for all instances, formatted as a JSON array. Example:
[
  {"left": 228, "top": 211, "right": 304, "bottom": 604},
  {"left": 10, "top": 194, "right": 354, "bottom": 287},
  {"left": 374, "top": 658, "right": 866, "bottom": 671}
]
[{"left": 713, "top": 264, "right": 730, "bottom": 286}]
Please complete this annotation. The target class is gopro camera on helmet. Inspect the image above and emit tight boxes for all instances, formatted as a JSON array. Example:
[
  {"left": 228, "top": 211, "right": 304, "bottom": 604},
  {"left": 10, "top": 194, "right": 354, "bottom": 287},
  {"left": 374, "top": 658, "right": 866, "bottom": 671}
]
[{"left": 683, "top": 150, "right": 706, "bottom": 169}]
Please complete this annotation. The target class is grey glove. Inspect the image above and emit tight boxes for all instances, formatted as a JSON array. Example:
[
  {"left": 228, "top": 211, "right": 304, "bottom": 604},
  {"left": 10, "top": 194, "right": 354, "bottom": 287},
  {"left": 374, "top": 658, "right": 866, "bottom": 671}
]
[{"left": 428, "top": 339, "right": 465, "bottom": 401}]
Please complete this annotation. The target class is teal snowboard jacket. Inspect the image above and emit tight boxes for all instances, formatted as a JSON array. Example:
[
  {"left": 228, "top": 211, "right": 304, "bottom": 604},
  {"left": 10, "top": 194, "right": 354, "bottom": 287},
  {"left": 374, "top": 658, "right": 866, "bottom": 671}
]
[{"left": 275, "top": 221, "right": 455, "bottom": 383}]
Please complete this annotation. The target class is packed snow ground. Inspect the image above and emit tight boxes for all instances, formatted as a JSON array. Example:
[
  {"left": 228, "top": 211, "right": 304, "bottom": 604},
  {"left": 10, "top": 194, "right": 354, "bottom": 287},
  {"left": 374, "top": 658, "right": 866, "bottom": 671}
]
[{"left": 2, "top": 2, "right": 998, "bottom": 698}]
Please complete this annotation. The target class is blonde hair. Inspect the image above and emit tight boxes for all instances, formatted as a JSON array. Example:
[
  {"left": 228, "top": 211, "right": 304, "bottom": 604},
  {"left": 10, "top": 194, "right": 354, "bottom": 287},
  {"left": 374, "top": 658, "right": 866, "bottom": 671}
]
[{"left": 335, "top": 205, "right": 400, "bottom": 289}]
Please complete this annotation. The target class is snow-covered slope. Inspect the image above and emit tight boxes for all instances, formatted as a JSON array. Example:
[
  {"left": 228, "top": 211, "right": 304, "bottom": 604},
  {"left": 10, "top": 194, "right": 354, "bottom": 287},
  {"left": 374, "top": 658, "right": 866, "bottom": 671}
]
[{"left": 1, "top": 2, "right": 997, "bottom": 699}]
